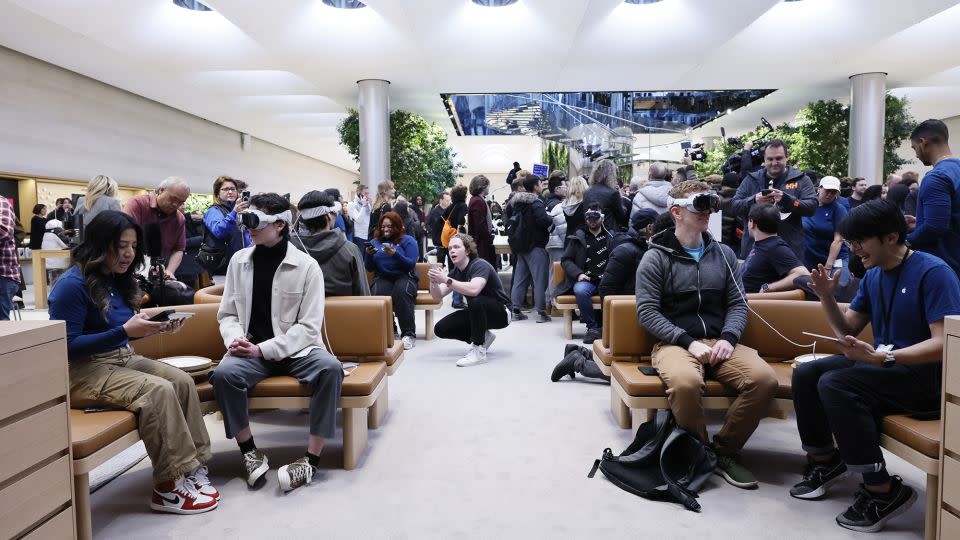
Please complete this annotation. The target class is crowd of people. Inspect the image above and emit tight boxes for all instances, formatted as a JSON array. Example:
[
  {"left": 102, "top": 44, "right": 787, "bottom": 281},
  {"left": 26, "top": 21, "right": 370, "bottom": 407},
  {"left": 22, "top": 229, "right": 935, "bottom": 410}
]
[{"left": 0, "top": 117, "right": 957, "bottom": 533}]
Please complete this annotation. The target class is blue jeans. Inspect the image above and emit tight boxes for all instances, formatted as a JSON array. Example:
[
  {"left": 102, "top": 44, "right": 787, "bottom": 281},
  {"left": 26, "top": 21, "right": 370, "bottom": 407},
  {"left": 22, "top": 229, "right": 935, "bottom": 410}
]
[
  {"left": 792, "top": 354, "right": 941, "bottom": 481},
  {"left": 573, "top": 280, "right": 599, "bottom": 329},
  {"left": 0, "top": 277, "right": 19, "bottom": 320}
]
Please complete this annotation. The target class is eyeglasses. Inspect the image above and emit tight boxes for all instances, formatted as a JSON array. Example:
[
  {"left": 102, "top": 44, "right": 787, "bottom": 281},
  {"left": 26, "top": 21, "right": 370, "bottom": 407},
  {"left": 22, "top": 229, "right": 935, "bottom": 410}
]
[
  {"left": 220, "top": 187, "right": 238, "bottom": 193},
  {"left": 842, "top": 239, "right": 863, "bottom": 251}
]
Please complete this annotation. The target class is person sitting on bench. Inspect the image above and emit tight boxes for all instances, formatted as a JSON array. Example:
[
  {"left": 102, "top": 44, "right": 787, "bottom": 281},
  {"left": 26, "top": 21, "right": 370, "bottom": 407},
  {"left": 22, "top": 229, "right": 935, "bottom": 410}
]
[
  {"left": 790, "top": 200, "right": 960, "bottom": 533},
  {"left": 636, "top": 180, "right": 779, "bottom": 490},
  {"left": 428, "top": 233, "right": 511, "bottom": 367},
  {"left": 209, "top": 193, "right": 343, "bottom": 493},
  {"left": 48, "top": 211, "right": 218, "bottom": 515}
]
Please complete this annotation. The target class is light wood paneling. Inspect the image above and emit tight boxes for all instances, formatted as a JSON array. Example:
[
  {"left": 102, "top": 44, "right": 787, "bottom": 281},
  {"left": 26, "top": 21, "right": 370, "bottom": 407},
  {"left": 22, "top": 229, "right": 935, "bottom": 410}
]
[{"left": 0, "top": 455, "right": 71, "bottom": 539}]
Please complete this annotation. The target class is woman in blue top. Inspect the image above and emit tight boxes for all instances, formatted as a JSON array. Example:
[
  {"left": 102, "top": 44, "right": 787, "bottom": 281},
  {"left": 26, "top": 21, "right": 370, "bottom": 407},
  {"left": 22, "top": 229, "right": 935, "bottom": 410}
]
[
  {"left": 802, "top": 176, "right": 849, "bottom": 275},
  {"left": 201, "top": 176, "right": 250, "bottom": 281},
  {"left": 47, "top": 211, "right": 219, "bottom": 515},
  {"left": 364, "top": 211, "right": 419, "bottom": 349}
]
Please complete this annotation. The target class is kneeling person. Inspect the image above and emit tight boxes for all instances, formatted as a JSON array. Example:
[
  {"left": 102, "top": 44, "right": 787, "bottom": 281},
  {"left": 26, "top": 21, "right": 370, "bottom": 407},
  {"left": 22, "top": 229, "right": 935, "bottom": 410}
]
[
  {"left": 209, "top": 193, "right": 344, "bottom": 493},
  {"left": 429, "top": 233, "right": 511, "bottom": 367},
  {"left": 791, "top": 200, "right": 960, "bottom": 532},
  {"left": 637, "top": 181, "right": 779, "bottom": 489}
]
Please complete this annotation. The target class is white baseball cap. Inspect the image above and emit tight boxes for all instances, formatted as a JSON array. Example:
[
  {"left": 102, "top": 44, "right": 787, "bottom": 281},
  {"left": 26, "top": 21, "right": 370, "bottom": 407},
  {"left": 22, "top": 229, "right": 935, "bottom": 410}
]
[{"left": 819, "top": 176, "right": 841, "bottom": 191}]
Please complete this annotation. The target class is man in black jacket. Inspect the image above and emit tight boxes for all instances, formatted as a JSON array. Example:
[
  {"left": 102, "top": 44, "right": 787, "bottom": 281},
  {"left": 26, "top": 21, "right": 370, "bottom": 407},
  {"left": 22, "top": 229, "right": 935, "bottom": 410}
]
[
  {"left": 598, "top": 208, "right": 659, "bottom": 299},
  {"left": 509, "top": 175, "right": 553, "bottom": 322},
  {"left": 637, "top": 181, "right": 778, "bottom": 490},
  {"left": 731, "top": 140, "right": 817, "bottom": 260},
  {"left": 427, "top": 191, "right": 450, "bottom": 256},
  {"left": 555, "top": 203, "right": 610, "bottom": 343}
]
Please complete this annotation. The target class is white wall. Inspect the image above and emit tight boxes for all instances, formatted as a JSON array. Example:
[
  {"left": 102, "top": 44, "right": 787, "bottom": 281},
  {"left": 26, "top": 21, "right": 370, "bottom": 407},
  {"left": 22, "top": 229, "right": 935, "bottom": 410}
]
[{"left": 0, "top": 46, "right": 358, "bottom": 197}]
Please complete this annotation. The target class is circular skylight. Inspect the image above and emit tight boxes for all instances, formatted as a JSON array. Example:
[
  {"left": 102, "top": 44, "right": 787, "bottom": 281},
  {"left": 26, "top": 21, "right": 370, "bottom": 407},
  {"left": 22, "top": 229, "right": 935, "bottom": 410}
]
[
  {"left": 471, "top": 0, "right": 520, "bottom": 6},
  {"left": 624, "top": 0, "right": 664, "bottom": 4},
  {"left": 321, "top": 0, "right": 367, "bottom": 8},
  {"left": 172, "top": 0, "right": 212, "bottom": 11}
]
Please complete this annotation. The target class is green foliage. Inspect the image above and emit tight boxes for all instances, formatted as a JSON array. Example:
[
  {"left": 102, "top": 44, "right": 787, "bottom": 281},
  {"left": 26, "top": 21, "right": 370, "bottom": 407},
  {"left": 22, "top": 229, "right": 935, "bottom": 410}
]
[
  {"left": 541, "top": 142, "right": 569, "bottom": 175},
  {"left": 183, "top": 193, "right": 213, "bottom": 215},
  {"left": 338, "top": 109, "right": 463, "bottom": 200},
  {"left": 694, "top": 94, "right": 914, "bottom": 180}
]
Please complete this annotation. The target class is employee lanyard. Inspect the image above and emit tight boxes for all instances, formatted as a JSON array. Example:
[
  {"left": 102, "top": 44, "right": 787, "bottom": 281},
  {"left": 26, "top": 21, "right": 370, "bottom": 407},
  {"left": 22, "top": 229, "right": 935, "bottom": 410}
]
[{"left": 878, "top": 249, "right": 911, "bottom": 346}]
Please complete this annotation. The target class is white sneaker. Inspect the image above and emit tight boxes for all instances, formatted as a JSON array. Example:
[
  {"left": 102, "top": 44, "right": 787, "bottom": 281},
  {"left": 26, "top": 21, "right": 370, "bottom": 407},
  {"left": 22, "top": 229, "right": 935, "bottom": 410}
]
[
  {"left": 456, "top": 345, "right": 488, "bottom": 367},
  {"left": 151, "top": 476, "right": 218, "bottom": 515},
  {"left": 401, "top": 335, "right": 415, "bottom": 350},
  {"left": 483, "top": 331, "right": 496, "bottom": 350},
  {"left": 186, "top": 464, "right": 220, "bottom": 501}
]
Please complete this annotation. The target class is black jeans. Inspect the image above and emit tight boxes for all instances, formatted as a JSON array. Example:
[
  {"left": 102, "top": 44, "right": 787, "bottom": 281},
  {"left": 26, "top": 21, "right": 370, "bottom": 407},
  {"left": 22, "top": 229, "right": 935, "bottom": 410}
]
[
  {"left": 372, "top": 273, "right": 418, "bottom": 338},
  {"left": 792, "top": 355, "right": 941, "bottom": 477},
  {"left": 434, "top": 296, "right": 508, "bottom": 345}
]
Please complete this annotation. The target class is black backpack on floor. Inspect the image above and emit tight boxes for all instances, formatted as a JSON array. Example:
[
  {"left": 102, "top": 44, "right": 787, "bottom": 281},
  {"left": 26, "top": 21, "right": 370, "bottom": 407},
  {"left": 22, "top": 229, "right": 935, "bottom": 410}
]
[{"left": 588, "top": 409, "right": 716, "bottom": 511}]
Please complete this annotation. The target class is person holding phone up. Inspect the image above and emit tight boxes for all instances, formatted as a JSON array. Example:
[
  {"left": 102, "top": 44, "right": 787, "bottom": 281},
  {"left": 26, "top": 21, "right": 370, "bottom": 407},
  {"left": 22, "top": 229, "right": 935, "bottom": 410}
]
[
  {"left": 200, "top": 176, "right": 250, "bottom": 282},
  {"left": 730, "top": 139, "right": 817, "bottom": 260},
  {"left": 790, "top": 200, "right": 960, "bottom": 533},
  {"left": 48, "top": 211, "right": 218, "bottom": 515},
  {"left": 365, "top": 211, "right": 419, "bottom": 350}
]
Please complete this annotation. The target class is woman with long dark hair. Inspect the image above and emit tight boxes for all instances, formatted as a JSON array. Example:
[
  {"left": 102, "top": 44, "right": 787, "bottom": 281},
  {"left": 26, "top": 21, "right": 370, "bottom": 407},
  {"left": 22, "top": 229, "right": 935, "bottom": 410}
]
[
  {"left": 365, "top": 211, "right": 419, "bottom": 349},
  {"left": 47, "top": 211, "right": 218, "bottom": 515},
  {"left": 29, "top": 203, "right": 47, "bottom": 249}
]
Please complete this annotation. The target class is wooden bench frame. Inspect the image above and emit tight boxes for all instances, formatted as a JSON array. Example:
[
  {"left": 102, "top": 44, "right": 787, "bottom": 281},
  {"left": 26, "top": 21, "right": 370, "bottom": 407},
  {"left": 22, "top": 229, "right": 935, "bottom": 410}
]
[
  {"left": 72, "top": 377, "right": 387, "bottom": 540},
  {"left": 609, "top": 372, "right": 939, "bottom": 540},
  {"left": 550, "top": 261, "right": 601, "bottom": 339}
]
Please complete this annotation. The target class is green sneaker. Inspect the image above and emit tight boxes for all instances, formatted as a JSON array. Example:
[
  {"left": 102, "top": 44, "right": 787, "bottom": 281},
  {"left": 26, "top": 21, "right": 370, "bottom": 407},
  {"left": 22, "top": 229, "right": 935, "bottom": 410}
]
[{"left": 715, "top": 454, "right": 758, "bottom": 489}]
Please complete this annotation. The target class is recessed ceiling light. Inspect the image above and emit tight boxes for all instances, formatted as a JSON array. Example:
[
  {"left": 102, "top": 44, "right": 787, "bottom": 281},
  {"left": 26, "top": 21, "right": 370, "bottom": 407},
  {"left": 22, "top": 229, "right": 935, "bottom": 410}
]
[
  {"left": 471, "top": 0, "right": 520, "bottom": 6},
  {"left": 321, "top": 0, "right": 367, "bottom": 8},
  {"left": 624, "top": 0, "right": 664, "bottom": 4},
  {"left": 173, "top": 0, "right": 212, "bottom": 11}
]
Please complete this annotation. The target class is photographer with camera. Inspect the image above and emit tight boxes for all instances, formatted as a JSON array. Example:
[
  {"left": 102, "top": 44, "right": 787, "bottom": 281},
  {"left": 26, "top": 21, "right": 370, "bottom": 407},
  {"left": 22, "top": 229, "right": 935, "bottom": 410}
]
[
  {"left": 731, "top": 139, "right": 817, "bottom": 260},
  {"left": 123, "top": 176, "right": 191, "bottom": 279}
]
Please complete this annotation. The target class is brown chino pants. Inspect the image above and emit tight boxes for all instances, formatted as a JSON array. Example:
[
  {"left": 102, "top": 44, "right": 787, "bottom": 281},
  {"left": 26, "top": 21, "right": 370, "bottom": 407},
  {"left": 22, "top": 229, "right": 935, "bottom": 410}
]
[
  {"left": 652, "top": 339, "right": 779, "bottom": 455},
  {"left": 68, "top": 347, "right": 212, "bottom": 482}
]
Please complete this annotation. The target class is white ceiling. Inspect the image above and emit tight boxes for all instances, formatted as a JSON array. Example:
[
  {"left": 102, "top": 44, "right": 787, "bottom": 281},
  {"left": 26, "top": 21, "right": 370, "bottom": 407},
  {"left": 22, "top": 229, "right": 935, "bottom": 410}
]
[{"left": 2, "top": 0, "right": 960, "bottom": 173}]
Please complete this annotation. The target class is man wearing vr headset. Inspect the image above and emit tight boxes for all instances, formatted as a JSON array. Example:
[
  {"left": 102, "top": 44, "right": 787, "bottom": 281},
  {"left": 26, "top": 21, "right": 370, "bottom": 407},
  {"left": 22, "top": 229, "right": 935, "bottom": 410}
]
[
  {"left": 637, "top": 181, "right": 779, "bottom": 490},
  {"left": 210, "top": 193, "right": 344, "bottom": 493},
  {"left": 293, "top": 190, "right": 370, "bottom": 297},
  {"left": 554, "top": 203, "right": 612, "bottom": 344}
]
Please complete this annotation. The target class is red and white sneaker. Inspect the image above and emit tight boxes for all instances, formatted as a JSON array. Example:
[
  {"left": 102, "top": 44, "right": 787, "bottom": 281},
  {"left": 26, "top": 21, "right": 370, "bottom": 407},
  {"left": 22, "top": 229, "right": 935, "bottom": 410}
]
[
  {"left": 150, "top": 477, "right": 218, "bottom": 515},
  {"left": 187, "top": 465, "right": 220, "bottom": 501}
]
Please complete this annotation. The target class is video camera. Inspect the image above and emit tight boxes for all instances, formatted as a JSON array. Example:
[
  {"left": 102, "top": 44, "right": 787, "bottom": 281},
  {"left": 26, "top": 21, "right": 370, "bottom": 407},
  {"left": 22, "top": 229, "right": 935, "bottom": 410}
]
[
  {"left": 721, "top": 117, "right": 774, "bottom": 175},
  {"left": 681, "top": 141, "right": 708, "bottom": 162}
]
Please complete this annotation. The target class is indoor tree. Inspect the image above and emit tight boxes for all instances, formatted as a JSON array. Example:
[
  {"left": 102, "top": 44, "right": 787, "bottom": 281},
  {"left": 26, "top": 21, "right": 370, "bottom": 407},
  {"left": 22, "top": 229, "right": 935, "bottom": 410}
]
[{"left": 338, "top": 109, "right": 463, "bottom": 200}]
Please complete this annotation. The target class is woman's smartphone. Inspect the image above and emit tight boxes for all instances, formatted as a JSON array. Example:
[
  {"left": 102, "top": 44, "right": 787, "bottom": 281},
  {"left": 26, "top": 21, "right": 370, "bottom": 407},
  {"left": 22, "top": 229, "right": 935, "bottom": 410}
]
[
  {"left": 241, "top": 190, "right": 250, "bottom": 201},
  {"left": 148, "top": 309, "right": 175, "bottom": 322},
  {"left": 167, "top": 312, "right": 194, "bottom": 321}
]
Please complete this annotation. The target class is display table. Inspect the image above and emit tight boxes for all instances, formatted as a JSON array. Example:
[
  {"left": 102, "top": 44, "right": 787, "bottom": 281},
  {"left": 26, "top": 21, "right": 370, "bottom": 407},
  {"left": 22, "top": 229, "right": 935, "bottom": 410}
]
[
  {"left": 0, "top": 321, "right": 76, "bottom": 539},
  {"left": 31, "top": 249, "right": 71, "bottom": 309}
]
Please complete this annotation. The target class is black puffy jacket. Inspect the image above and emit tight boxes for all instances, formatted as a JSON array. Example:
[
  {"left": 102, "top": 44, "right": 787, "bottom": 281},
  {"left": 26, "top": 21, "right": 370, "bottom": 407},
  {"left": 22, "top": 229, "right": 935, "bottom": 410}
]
[{"left": 599, "top": 230, "right": 648, "bottom": 298}]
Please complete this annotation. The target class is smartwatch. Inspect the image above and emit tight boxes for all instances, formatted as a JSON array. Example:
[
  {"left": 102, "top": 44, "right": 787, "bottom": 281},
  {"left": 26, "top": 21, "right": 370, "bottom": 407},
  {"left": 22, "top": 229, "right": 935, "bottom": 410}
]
[
  {"left": 760, "top": 283, "right": 770, "bottom": 293},
  {"left": 882, "top": 350, "right": 896, "bottom": 368},
  {"left": 446, "top": 277, "right": 453, "bottom": 286}
]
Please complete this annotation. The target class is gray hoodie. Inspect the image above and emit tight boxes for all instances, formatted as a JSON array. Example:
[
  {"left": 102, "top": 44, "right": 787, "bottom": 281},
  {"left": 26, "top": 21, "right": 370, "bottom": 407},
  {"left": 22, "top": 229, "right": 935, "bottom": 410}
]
[
  {"left": 631, "top": 179, "right": 672, "bottom": 216},
  {"left": 292, "top": 228, "right": 370, "bottom": 297}
]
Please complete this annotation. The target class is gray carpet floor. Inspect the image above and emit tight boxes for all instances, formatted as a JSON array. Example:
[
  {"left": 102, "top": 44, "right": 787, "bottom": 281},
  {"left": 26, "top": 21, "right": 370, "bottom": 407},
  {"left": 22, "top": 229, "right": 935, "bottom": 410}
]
[{"left": 89, "top": 304, "right": 927, "bottom": 539}]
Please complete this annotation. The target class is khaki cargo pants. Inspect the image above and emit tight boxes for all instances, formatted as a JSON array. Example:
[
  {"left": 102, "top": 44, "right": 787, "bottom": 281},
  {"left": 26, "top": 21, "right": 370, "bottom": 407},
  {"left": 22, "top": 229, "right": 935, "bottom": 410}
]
[
  {"left": 68, "top": 347, "right": 211, "bottom": 483},
  {"left": 652, "top": 339, "right": 779, "bottom": 455}
]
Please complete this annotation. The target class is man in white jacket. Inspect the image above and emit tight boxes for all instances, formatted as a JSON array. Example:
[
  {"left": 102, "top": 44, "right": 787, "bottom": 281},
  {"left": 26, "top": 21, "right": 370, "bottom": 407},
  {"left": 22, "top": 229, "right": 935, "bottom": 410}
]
[
  {"left": 348, "top": 184, "right": 372, "bottom": 255},
  {"left": 631, "top": 163, "right": 673, "bottom": 217},
  {"left": 209, "top": 193, "right": 343, "bottom": 493}
]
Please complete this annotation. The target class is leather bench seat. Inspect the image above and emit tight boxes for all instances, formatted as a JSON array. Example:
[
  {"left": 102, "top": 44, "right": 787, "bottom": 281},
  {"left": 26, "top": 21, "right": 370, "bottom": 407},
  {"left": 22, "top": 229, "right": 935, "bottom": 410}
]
[
  {"left": 881, "top": 415, "right": 942, "bottom": 459},
  {"left": 194, "top": 362, "right": 386, "bottom": 400},
  {"left": 612, "top": 361, "right": 794, "bottom": 400},
  {"left": 554, "top": 294, "right": 600, "bottom": 306},
  {"left": 69, "top": 409, "right": 138, "bottom": 459},
  {"left": 194, "top": 283, "right": 224, "bottom": 305}
]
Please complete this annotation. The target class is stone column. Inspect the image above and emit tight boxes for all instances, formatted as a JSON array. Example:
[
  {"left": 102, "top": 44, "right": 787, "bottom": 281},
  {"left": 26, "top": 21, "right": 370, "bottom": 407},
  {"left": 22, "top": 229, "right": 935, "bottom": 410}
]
[
  {"left": 848, "top": 72, "right": 886, "bottom": 183},
  {"left": 357, "top": 79, "right": 391, "bottom": 190}
]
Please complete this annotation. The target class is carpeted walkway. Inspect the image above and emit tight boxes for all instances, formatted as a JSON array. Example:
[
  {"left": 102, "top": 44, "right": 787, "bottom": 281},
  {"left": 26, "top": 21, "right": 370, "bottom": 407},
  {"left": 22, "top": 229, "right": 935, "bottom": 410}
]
[{"left": 89, "top": 304, "right": 926, "bottom": 539}]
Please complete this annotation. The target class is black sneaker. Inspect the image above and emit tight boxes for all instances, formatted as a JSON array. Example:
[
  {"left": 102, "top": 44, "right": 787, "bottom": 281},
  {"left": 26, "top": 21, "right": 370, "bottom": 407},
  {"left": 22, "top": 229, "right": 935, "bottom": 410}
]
[
  {"left": 535, "top": 311, "right": 552, "bottom": 323},
  {"left": 582, "top": 327, "right": 602, "bottom": 344},
  {"left": 451, "top": 301, "right": 467, "bottom": 309},
  {"left": 512, "top": 309, "right": 528, "bottom": 321},
  {"left": 835, "top": 476, "right": 917, "bottom": 533},
  {"left": 790, "top": 454, "right": 849, "bottom": 500},
  {"left": 550, "top": 352, "right": 578, "bottom": 382}
]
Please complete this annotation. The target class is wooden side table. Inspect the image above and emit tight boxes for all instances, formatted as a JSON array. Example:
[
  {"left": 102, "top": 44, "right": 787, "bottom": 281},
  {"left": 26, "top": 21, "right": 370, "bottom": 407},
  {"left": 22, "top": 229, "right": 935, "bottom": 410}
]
[
  {"left": 939, "top": 316, "right": 960, "bottom": 538},
  {"left": 0, "top": 321, "right": 76, "bottom": 539}
]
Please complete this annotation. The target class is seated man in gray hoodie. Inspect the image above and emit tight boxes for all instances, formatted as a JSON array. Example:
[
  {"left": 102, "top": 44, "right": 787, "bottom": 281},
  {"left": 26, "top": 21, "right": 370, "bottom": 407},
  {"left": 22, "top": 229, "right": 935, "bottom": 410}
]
[
  {"left": 636, "top": 180, "right": 779, "bottom": 490},
  {"left": 293, "top": 191, "right": 370, "bottom": 297},
  {"left": 631, "top": 163, "right": 673, "bottom": 217}
]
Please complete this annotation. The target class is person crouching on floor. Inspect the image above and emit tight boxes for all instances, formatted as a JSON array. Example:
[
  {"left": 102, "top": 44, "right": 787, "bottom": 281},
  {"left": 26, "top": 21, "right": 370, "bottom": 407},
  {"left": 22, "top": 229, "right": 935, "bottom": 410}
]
[
  {"left": 429, "top": 233, "right": 512, "bottom": 367},
  {"left": 209, "top": 193, "right": 344, "bottom": 493},
  {"left": 47, "top": 211, "right": 218, "bottom": 514},
  {"left": 790, "top": 200, "right": 960, "bottom": 533}
]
